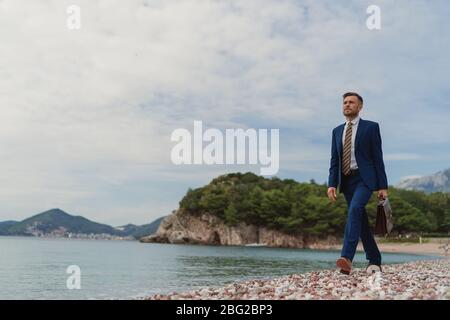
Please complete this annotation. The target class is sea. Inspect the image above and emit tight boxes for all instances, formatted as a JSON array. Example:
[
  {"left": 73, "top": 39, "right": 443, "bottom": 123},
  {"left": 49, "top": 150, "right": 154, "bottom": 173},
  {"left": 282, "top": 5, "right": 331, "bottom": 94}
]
[{"left": 0, "top": 236, "right": 441, "bottom": 299}]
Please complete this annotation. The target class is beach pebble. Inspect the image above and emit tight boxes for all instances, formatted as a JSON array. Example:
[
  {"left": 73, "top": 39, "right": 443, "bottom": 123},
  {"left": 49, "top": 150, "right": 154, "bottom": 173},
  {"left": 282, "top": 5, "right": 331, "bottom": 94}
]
[{"left": 147, "top": 259, "right": 450, "bottom": 300}]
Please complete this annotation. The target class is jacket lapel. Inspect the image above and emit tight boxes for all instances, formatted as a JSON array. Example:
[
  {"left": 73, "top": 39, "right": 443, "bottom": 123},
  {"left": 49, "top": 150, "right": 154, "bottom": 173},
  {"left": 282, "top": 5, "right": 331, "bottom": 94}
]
[
  {"left": 355, "top": 118, "right": 366, "bottom": 148},
  {"left": 336, "top": 123, "right": 345, "bottom": 154}
]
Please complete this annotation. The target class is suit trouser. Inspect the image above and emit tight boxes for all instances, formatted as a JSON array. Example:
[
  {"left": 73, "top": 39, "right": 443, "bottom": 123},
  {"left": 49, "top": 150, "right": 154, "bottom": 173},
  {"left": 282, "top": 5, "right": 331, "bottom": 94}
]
[{"left": 340, "top": 171, "right": 382, "bottom": 265}]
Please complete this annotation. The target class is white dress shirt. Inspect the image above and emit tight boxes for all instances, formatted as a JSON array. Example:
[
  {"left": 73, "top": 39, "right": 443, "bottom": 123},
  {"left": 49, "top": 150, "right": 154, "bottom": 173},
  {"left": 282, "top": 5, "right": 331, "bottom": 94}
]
[{"left": 342, "top": 115, "right": 360, "bottom": 170}]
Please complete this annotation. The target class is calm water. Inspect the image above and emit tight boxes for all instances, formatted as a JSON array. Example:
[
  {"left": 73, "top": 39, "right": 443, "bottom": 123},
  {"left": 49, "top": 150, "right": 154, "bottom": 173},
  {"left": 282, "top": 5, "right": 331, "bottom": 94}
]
[{"left": 0, "top": 236, "right": 441, "bottom": 299}]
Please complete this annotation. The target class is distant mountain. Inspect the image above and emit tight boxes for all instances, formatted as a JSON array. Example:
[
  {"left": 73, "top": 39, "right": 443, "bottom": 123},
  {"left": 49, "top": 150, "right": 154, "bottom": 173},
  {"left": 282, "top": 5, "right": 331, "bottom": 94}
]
[
  {"left": 397, "top": 168, "right": 450, "bottom": 193},
  {"left": 115, "top": 223, "right": 139, "bottom": 235},
  {"left": 131, "top": 216, "right": 166, "bottom": 239},
  {"left": 116, "top": 216, "right": 166, "bottom": 239},
  {"left": 0, "top": 209, "right": 167, "bottom": 239},
  {"left": 1, "top": 208, "right": 123, "bottom": 237},
  {"left": 0, "top": 220, "right": 19, "bottom": 234}
]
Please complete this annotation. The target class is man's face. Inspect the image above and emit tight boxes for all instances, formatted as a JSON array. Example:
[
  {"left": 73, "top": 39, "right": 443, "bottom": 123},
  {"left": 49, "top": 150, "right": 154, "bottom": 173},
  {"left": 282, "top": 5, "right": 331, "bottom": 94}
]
[{"left": 342, "top": 96, "right": 362, "bottom": 118}]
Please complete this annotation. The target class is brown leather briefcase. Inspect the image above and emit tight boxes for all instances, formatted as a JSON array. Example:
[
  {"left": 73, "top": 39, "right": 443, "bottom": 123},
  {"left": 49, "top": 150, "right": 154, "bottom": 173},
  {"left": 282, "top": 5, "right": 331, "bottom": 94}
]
[{"left": 374, "top": 197, "right": 393, "bottom": 236}]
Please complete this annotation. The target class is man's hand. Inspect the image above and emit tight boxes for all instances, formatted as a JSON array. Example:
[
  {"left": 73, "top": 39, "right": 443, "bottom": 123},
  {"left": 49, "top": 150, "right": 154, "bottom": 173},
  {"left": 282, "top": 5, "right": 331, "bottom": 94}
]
[
  {"left": 327, "top": 187, "right": 337, "bottom": 202},
  {"left": 378, "top": 189, "right": 388, "bottom": 200}
]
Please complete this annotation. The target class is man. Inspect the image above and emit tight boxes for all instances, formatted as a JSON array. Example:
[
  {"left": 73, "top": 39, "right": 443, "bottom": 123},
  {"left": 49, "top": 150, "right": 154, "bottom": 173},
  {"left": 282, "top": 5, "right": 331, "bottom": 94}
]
[{"left": 327, "top": 92, "right": 388, "bottom": 275}]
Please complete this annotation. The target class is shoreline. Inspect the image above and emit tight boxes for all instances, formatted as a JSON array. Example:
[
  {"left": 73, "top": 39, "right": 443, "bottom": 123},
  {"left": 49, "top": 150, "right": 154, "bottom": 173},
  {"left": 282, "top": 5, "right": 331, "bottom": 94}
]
[
  {"left": 2, "top": 235, "right": 447, "bottom": 257},
  {"left": 145, "top": 238, "right": 449, "bottom": 258},
  {"left": 147, "top": 259, "right": 450, "bottom": 300},
  {"left": 319, "top": 242, "right": 448, "bottom": 258}
]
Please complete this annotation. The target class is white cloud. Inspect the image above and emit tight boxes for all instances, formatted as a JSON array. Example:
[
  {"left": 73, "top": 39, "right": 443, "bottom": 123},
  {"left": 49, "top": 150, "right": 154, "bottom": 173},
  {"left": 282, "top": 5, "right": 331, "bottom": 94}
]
[{"left": 0, "top": 0, "right": 449, "bottom": 224}]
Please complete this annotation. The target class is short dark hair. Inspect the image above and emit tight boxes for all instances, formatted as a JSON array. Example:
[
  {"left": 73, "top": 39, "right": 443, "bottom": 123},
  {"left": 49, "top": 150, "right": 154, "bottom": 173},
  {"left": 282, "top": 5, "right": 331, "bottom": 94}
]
[{"left": 343, "top": 92, "right": 363, "bottom": 104}]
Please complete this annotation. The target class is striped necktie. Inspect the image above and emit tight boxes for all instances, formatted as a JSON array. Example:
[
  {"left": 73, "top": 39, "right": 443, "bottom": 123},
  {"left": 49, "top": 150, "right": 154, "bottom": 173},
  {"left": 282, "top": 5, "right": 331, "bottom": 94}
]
[{"left": 342, "top": 122, "right": 353, "bottom": 176}]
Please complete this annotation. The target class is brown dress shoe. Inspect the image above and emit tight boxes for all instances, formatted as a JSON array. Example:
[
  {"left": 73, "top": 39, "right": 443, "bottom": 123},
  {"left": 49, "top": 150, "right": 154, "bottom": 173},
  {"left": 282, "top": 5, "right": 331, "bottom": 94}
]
[{"left": 336, "top": 257, "right": 352, "bottom": 275}]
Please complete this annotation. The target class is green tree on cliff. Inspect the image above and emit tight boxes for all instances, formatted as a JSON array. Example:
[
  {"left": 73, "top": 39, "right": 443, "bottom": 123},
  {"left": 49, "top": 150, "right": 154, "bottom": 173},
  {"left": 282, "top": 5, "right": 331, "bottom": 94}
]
[
  {"left": 224, "top": 202, "right": 239, "bottom": 226},
  {"left": 178, "top": 172, "right": 450, "bottom": 237}
]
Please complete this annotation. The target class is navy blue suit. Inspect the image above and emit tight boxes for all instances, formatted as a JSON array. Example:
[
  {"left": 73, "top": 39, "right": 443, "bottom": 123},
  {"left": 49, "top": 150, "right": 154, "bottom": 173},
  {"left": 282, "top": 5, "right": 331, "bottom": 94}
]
[
  {"left": 328, "top": 118, "right": 388, "bottom": 265},
  {"left": 328, "top": 118, "right": 388, "bottom": 193}
]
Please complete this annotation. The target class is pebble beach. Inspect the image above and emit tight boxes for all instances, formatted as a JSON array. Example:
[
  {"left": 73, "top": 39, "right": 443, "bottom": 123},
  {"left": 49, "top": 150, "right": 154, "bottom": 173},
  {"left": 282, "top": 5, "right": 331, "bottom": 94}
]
[{"left": 148, "top": 259, "right": 450, "bottom": 300}]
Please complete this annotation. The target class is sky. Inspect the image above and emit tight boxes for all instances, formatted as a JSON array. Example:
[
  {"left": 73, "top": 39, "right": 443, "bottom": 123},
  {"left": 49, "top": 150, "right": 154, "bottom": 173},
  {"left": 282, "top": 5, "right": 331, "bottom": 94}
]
[{"left": 0, "top": 0, "right": 449, "bottom": 226}]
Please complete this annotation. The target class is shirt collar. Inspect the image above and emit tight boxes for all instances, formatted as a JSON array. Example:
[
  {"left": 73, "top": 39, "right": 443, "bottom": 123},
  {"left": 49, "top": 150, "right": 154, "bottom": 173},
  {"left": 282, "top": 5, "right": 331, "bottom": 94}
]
[{"left": 346, "top": 115, "right": 360, "bottom": 126}]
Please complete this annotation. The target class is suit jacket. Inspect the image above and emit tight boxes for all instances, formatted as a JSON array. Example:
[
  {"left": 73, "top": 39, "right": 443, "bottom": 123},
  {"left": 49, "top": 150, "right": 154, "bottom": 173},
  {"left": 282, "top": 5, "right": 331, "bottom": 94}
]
[{"left": 328, "top": 118, "right": 388, "bottom": 193}]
